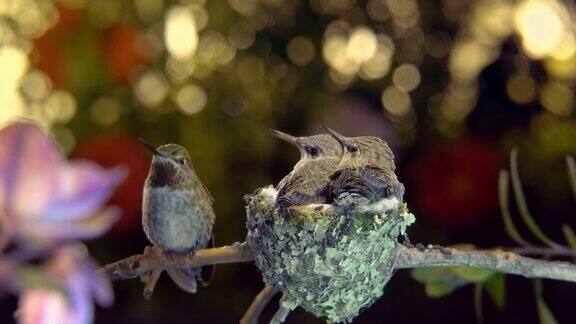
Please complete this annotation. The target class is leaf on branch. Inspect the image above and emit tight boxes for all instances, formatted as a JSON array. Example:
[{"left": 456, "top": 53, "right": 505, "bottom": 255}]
[
  {"left": 412, "top": 267, "right": 457, "bottom": 283},
  {"left": 533, "top": 280, "right": 557, "bottom": 324},
  {"left": 412, "top": 267, "right": 468, "bottom": 298},
  {"left": 485, "top": 273, "right": 506, "bottom": 309},
  {"left": 509, "top": 149, "right": 559, "bottom": 248},
  {"left": 425, "top": 280, "right": 463, "bottom": 298},
  {"left": 453, "top": 267, "right": 495, "bottom": 283},
  {"left": 499, "top": 170, "right": 529, "bottom": 246}
]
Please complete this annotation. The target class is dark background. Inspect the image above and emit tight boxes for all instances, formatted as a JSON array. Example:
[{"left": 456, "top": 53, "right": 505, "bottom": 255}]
[{"left": 1, "top": 0, "right": 576, "bottom": 323}]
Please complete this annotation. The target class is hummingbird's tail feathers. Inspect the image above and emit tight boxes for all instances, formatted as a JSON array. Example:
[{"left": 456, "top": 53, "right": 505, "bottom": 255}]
[
  {"left": 199, "top": 236, "right": 216, "bottom": 287},
  {"left": 166, "top": 267, "right": 198, "bottom": 294}
]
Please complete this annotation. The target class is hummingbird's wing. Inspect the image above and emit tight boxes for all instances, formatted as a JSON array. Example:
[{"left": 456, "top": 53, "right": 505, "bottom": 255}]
[
  {"left": 360, "top": 166, "right": 403, "bottom": 198},
  {"left": 328, "top": 168, "right": 361, "bottom": 194},
  {"left": 277, "top": 173, "right": 327, "bottom": 207},
  {"left": 166, "top": 268, "right": 198, "bottom": 294},
  {"left": 328, "top": 167, "right": 376, "bottom": 201},
  {"left": 199, "top": 236, "right": 215, "bottom": 287},
  {"left": 200, "top": 182, "right": 214, "bottom": 202}
]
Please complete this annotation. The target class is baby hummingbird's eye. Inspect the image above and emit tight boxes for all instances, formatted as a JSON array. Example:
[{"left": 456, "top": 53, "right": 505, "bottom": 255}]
[
  {"left": 305, "top": 146, "right": 320, "bottom": 157},
  {"left": 348, "top": 146, "right": 358, "bottom": 154},
  {"left": 176, "top": 157, "right": 186, "bottom": 165}
]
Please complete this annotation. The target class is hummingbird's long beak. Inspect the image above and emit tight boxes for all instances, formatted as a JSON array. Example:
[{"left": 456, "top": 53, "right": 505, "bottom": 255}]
[
  {"left": 269, "top": 129, "right": 299, "bottom": 147},
  {"left": 322, "top": 125, "right": 348, "bottom": 146},
  {"left": 138, "top": 138, "right": 166, "bottom": 158}
]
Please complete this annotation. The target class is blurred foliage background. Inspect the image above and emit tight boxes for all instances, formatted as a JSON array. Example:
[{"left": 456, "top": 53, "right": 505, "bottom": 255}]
[{"left": 1, "top": 0, "right": 576, "bottom": 323}]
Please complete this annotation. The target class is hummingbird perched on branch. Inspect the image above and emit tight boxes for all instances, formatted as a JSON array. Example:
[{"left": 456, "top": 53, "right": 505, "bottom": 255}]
[
  {"left": 139, "top": 139, "right": 215, "bottom": 296},
  {"left": 322, "top": 126, "right": 404, "bottom": 205},
  {"left": 270, "top": 130, "right": 342, "bottom": 212}
]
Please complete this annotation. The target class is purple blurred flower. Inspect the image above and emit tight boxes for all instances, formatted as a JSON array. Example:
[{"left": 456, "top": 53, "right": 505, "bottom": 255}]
[
  {"left": 0, "top": 121, "right": 125, "bottom": 246},
  {"left": 18, "top": 245, "right": 113, "bottom": 324}
]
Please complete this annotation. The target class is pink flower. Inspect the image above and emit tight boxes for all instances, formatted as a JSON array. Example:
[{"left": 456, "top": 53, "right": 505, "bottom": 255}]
[
  {"left": 0, "top": 121, "right": 125, "bottom": 246},
  {"left": 18, "top": 246, "right": 113, "bottom": 324}
]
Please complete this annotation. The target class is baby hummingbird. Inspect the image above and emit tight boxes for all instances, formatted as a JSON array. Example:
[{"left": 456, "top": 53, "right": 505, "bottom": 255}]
[
  {"left": 140, "top": 139, "right": 215, "bottom": 294},
  {"left": 270, "top": 130, "right": 342, "bottom": 211},
  {"left": 323, "top": 126, "right": 404, "bottom": 205}
]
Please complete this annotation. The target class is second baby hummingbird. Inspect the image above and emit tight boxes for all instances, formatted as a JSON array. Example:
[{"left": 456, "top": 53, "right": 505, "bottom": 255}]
[
  {"left": 140, "top": 139, "right": 215, "bottom": 294},
  {"left": 323, "top": 126, "right": 405, "bottom": 205},
  {"left": 270, "top": 130, "right": 342, "bottom": 211}
]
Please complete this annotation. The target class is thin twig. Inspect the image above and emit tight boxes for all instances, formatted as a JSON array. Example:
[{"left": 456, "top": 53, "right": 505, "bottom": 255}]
[
  {"left": 100, "top": 242, "right": 254, "bottom": 280},
  {"left": 474, "top": 282, "right": 484, "bottom": 324},
  {"left": 270, "top": 294, "right": 291, "bottom": 324},
  {"left": 394, "top": 244, "right": 576, "bottom": 283},
  {"left": 241, "top": 285, "right": 279, "bottom": 324},
  {"left": 498, "top": 170, "right": 530, "bottom": 247},
  {"left": 509, "top": 149, "right": 564, "bottom": 249}
]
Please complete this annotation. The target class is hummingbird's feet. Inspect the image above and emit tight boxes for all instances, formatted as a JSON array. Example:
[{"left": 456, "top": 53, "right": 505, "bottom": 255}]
[
  {"left": 162, "top": 248, "right": 194, "bottom": 261},
  {"left": 142, "top": 267, "right": 163, "bottom": 299},
  {"left": 138, "top": 246, "right": 170, "bottom": 299}
]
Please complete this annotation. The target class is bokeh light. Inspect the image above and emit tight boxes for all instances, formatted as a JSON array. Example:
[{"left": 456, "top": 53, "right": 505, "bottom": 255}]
[
  {"left": 165, "top": 5, "right": 198, "bottom": 61},
  {"left": 515, "top": 0, "right": 565, "bottom": 59},
  {"left": 287, "top": 36, "right": 315, "bottom": 66},
  {"left": 540, "top": 81, "right": 574, "bottom": 117},
  {"left": 507, "top": 74, "right": 536, "bottom": 104},
  {"left": 135, "top": 70, "right": 169, "bottom": 108},
  {"left": 1, "top": 0, "right": 576, "bottom": 323},
  {"left": 175, "top": 84, "right": 207, "bottom": 115},
  {"left": 90, "top": 96, "right": 122, "bottom": 126}
]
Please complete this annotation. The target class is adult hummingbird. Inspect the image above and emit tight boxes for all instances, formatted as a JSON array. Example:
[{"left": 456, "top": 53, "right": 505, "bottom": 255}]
[
  {"left": 270, "top": 130, "right": 342, "bottom": 211},
  {"left": 322, "top": 126, "right": 404, "bottom": 205},
  {"left": 140, "top": 139, "right": 215, "bottom": 294}
]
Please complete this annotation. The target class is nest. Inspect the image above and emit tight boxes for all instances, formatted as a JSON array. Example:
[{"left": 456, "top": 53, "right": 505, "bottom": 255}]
[{"left": 245, "top": 186, "right": 415, "bottom": 322}]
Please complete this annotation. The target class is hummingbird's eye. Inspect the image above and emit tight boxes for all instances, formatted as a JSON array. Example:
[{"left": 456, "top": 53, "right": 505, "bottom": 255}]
[
  {"left": 305, "top": 146, "right": 319, "bottom": 157},
  {"left": 348, "top": 146, "right": 358, "bottom": 154},
  {"left": 176, "top": 157, "right": 186, "bottom": 165}
]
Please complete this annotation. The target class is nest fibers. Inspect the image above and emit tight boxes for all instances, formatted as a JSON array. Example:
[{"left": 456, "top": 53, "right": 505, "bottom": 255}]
[{"left": 245, "top": 186, "right": 415, "bottom": 322}]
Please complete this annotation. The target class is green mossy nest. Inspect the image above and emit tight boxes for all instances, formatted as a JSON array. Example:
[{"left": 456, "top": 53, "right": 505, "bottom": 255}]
[{"left": 245, "top": 186, "right": 415, "bottom": 322}]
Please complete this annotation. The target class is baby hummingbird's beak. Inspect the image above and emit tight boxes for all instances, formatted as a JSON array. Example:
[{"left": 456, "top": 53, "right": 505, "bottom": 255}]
[
  {"left": 269, "top": 129, "right": 299, "bottom": 147},
  {"left": 322, "top": 125, "right": 348, "bottom": 147},
  {"left": 138, "top": 138, "right": 166, "bottom": 158}
]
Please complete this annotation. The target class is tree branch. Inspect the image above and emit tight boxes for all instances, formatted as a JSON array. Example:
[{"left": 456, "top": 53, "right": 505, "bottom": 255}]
[
  {"left": 241, "top": 285, "right": 279, "bottom": 324},
  {"left": 100, "top": 242, "right": 254, "bottom": 280},
  {"left": 395, "top": 244, "right": 576, "bottom": 282}
]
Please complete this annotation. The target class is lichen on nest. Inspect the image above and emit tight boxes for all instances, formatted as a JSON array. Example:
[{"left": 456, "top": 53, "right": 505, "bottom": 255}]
[{"left": 245, "top": 186, "right": 415, "bottom": 322}]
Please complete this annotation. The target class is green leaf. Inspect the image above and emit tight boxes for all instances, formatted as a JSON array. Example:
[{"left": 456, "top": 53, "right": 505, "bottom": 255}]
[
  {"left": 509, "top": 149, "right": 558, "bottom": 248},
  {"left": 536, "top": 298, "right": 557, "bottom": 324},
  {"left": 412, "top": 267, "right": 468, "bottom": 298},
  {"left": 533, "top": 280, "right": 557, "bottom": 324},
  {"left": 425, "top": 281, "right": 458, "bottom": 298},
  {"left": 411, "top": 267, "right": 456, "bottom": 284},
  {"left": 498, "top": 170, "right": 529, "bottom": 246},
  {"left": 486, "top": 273, "right": 506, "bottom": 309},
  {"left": 453, "top": 267, "right": 495, "bottom": 283}
]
